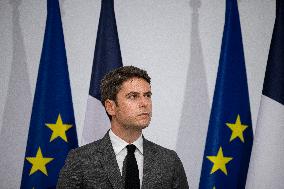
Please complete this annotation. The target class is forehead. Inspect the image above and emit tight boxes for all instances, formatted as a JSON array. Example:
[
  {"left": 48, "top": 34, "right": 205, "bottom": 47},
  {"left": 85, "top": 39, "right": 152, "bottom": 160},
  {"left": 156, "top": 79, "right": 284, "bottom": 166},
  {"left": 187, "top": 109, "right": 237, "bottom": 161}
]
[{"left": 119, "top": 77, "right": 151, "bottom": 93}]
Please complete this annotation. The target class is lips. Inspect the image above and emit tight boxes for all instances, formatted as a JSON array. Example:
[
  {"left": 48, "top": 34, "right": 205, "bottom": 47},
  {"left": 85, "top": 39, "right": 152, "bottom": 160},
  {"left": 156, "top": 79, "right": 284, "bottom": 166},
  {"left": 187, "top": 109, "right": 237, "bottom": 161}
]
[
  {"left": 138, "top": 112, "right": 151, "bottom": 118},
  {"left": 138, "top": 112, "right": 150, "bottom": 116}
]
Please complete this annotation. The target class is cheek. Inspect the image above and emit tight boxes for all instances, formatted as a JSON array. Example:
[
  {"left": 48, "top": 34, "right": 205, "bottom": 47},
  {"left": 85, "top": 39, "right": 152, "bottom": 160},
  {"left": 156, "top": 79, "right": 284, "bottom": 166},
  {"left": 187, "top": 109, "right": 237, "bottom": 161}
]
[
  {"left": 149, "top": 101, "right": 153, "bottom": 109},
  {"left": 118, "top": 103, "right": 136, "bottom": 116}
]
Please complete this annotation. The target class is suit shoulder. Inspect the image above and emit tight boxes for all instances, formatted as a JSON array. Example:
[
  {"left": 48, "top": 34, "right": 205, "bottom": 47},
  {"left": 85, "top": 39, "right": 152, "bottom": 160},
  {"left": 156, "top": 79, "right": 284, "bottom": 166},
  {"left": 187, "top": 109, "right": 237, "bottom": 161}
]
[
  {"left": 144, "top": 139, "right": 178, "bottom": 158},
  {"left": 146, "top": 142, "right": 189, "bottom": 188},
  {"left": 68, "top": 139, "right": 102, "bottom": 159}
]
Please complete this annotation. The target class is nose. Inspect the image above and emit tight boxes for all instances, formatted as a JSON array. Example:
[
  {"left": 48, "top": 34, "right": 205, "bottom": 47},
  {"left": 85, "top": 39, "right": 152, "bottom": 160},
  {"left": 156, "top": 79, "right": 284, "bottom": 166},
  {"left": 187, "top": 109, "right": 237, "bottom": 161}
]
[{"left": 139, "top": 96, "right": 151, "bottom": 108}]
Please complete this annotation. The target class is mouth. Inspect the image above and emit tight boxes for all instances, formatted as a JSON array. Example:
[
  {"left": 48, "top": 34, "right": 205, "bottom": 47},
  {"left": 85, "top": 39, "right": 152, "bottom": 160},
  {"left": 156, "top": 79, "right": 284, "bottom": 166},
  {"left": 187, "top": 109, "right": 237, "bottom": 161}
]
[
  {"left": 138, "top": 113, "right": 151, "bottom": 117},
  {"left": 139, "top": 112, "right": 150, "bottom": 115}
]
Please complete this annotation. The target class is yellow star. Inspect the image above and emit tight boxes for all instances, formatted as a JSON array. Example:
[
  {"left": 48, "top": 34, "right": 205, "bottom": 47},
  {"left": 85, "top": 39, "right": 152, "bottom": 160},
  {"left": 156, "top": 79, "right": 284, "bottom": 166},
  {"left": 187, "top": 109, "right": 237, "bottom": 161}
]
[
  {"left": 26, "top": 147, "right": 54, "bottom": 176},
  {"left": 226, "top": 114, "right": 248, "bottom": 142},
  {"left": 213, "top": 187, "right": 216, "bottom": 189},
  {"left": 46, "top": 114, "right": 73, "bottom": 142},
  {"left": 206, "top": 147, "right": 233, "bottom": 175}
]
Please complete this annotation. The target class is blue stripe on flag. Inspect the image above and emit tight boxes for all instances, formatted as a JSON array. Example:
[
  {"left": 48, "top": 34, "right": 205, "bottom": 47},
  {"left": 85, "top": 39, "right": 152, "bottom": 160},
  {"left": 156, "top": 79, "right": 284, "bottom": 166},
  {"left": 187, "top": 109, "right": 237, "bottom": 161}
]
[
  {"left": 89, "top": 0, "right": 123, "bottom": 101},
  {"left": 262, "top": 0, "right": 284, "bottom": 105}
]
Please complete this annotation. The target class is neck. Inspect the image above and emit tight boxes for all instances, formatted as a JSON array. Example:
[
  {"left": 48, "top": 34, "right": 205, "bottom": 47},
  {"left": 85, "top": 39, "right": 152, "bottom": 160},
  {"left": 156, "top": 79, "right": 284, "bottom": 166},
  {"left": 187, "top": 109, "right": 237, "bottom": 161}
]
[{"left": 111, "top": 124, "right": 142, "bottom": 144}]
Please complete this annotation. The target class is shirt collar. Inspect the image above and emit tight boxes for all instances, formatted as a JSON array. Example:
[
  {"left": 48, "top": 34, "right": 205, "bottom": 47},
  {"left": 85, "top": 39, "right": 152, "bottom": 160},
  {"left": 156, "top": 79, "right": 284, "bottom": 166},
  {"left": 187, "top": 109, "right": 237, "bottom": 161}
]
[
  {"left": 132, "top": 134, "right": 143, "bottom": 155},
  {"left": 109, "top": 129, "right": 143, "bottom": 155}
]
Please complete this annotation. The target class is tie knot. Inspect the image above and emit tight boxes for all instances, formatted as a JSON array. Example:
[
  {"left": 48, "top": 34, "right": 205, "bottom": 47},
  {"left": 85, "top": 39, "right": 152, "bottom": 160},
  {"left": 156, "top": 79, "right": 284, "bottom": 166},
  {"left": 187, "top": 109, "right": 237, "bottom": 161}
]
[{"left": 126, "top": 144, "right": 136, "bottom": 154}]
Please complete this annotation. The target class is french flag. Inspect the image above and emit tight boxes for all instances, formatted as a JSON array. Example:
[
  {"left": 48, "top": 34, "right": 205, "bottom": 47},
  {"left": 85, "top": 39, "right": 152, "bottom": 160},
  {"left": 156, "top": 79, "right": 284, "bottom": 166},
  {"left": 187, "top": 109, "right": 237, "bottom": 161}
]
[
  {"left": 246, "top": 0, "right": 284, "bottom": 188},
  {"left": 81, "top": 0, "right": 122, "bottom": 145}
]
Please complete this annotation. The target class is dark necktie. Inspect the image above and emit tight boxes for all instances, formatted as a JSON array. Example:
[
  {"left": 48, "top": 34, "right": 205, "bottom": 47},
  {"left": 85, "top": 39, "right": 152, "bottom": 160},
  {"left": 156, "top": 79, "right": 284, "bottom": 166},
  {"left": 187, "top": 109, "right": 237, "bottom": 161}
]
[{"left": 125, "top": 144, "right": 140, "bottom": 189}]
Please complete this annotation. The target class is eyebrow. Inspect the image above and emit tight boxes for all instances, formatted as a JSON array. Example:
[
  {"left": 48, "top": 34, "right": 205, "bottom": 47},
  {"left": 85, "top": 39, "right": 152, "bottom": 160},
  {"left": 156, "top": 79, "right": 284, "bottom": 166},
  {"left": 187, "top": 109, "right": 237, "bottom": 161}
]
[
  {"left": 144, "top": 91, "right": 152, "bottom": 96},
  {"left": 125, "top": 91, "right": 152, "bottom": 97}
]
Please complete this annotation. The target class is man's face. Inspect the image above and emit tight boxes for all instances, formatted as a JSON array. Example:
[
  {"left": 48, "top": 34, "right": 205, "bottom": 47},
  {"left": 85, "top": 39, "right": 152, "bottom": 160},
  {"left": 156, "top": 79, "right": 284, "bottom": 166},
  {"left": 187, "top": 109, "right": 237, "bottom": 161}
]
[{"left": 111, "top": 77, "right": 152, "bottom": 131}]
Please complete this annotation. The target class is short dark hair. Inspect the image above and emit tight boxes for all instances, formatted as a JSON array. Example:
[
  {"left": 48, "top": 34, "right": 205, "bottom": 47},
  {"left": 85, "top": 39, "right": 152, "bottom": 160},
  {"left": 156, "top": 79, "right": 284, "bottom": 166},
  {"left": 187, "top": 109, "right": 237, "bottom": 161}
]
[{"left": 100, "top": 65, "right": 151, "bottom": 107}]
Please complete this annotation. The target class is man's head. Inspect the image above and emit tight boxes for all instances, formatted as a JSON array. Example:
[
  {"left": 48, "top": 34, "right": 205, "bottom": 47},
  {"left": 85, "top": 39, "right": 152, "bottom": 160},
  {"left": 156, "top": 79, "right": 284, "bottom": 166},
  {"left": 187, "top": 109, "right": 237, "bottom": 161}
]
[
  {"left": 101, "top": 66, "right": 151, "bottom": 106},
  {"left": 101, "top": 66, "right": 152, "bottom": 131}
]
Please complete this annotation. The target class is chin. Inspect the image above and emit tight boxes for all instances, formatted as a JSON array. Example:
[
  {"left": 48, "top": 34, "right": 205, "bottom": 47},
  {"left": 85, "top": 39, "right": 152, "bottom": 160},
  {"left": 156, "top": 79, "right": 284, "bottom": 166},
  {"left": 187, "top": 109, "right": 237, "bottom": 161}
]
[
  {"left": 130, "top": 122, "right": 149, "bottom": 131},
  {"left": 138, "top": 122, "right": 150, "bottom": 130}
]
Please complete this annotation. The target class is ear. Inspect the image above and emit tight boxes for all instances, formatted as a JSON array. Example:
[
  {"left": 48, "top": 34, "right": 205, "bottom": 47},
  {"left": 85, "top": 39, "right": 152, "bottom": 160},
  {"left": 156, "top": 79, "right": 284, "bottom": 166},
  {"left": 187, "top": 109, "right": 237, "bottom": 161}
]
[{"left": 105, "top": 99, "right": 116, "bottom": 117}]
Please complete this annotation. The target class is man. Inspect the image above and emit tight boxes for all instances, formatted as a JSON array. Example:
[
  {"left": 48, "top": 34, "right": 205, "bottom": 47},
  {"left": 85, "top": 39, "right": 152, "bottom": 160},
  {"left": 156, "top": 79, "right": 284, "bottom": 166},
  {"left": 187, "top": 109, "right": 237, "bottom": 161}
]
[{"left": 57, "top": 66, "right": 189, "bottom": 189}]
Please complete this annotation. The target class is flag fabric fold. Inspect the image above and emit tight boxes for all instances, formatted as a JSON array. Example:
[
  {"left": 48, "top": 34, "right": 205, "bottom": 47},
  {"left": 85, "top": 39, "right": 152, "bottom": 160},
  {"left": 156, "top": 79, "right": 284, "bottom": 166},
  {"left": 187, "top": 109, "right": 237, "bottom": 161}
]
[
  {"left": 198, "top": 0, "right": 253, "bottom": 188},
  {"left": 81, "top": 0, "right": 123, "bottom": 145},
  {"left": 20, "top": 0, "right": 78, "bottom": 188},
  {"left": 246, "top": 1, "right": 284, "bottom": 188}
]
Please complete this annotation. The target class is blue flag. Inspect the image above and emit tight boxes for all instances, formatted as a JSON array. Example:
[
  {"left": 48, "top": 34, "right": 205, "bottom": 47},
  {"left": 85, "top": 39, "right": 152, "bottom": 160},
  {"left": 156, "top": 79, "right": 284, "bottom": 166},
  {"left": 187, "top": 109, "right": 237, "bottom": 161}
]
[
  {"left": 198, "top": 0, "right": 253, "bottom": 188},
  {"left": 82, "top": 0, "right": 123, "bottom": 145},
  {"left": 246, "top": 1, "right": 284, "bottom": 188},
  {"left": 20, "top": 0, "right": 78, "bottom": 188}
]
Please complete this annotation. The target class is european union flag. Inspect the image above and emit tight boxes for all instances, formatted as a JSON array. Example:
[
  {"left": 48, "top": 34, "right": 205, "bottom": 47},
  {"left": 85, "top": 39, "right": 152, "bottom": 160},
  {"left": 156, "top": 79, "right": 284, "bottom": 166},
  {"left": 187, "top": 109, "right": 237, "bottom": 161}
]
[
  {"left": 198, "top": 0, "right": 253, "bottom": 188},
  {"left": 20, "top": 0, "right": 78, "bottom": 188}
]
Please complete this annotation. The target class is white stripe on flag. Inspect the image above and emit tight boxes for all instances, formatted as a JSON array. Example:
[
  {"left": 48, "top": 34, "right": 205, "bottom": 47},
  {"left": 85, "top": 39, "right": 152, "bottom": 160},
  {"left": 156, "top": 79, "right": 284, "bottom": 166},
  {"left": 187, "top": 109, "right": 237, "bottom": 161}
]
[
  {"left": 81, "top": 96, "right": 110, "bottom": 146},
  {"left": 246, "top": 95, "right": 284, "bottom": 189}
]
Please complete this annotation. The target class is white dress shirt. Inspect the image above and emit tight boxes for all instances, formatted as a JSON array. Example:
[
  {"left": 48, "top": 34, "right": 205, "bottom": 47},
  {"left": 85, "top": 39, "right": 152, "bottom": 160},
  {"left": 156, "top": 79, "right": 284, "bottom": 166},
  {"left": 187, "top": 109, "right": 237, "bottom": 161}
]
[{"left": 109, "top": 129, "right": 143, "bottom": 187}]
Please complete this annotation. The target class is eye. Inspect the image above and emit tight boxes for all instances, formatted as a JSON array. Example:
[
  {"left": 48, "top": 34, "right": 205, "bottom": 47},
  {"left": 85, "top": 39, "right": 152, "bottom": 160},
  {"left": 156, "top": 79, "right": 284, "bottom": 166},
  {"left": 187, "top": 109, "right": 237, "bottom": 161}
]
[
  {"left": 128, "top": 93, "right": 138, "bottom": 99},
  {"left": 145, "top": 92, "right": 152, "bottom": 98}
]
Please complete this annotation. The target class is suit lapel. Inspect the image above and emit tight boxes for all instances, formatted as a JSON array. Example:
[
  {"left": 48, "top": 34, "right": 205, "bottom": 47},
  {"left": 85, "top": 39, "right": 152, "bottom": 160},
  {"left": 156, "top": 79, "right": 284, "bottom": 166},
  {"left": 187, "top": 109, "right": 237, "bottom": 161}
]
[
  {"left": 142, "top": 138, "right": 157, "bottom": 188},
  {"left": 98, "top": 132, "right": 123, "bottom": 189}
]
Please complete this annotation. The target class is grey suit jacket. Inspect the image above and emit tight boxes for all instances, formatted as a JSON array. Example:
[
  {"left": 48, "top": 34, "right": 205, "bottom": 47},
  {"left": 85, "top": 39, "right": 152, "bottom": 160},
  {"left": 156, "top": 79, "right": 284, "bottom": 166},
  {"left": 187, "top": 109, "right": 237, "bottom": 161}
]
[{"left": 57, "top": 132, "right": 189, "bottom": 189}]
